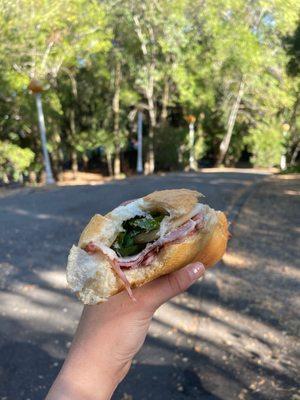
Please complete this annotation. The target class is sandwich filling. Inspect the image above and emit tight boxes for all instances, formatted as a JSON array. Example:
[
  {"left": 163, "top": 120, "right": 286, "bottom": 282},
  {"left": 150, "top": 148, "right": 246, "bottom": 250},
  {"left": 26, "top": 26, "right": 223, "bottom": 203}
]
[
  {"left": 84, "top": 209, "right": 206, "bottom": 299},
  {"left": 111, "top": 211, "right": 166, "bottom": 257}
]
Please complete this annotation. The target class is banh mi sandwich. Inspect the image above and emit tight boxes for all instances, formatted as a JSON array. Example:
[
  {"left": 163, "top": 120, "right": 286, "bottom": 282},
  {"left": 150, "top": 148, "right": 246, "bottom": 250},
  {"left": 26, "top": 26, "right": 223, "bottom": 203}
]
[{"left": 66, "top": 189, "right": 228, "bottom": 304}]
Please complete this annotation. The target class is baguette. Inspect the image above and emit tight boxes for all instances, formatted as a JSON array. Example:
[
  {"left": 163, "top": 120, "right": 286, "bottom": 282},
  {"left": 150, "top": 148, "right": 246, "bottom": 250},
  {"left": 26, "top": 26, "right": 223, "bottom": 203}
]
[{"left": 66, "top": 189, "right": 228, "bottom": 304}]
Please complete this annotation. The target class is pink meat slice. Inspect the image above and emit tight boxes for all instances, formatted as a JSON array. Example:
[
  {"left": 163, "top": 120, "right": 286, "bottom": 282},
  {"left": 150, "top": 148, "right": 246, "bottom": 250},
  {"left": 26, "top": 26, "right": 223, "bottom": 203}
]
[
  {"left": 120, "top": 199, "right": 136, "bottom": 206},
  {"left": 85, "top": 242, "right": 136, "bottom": 301}
]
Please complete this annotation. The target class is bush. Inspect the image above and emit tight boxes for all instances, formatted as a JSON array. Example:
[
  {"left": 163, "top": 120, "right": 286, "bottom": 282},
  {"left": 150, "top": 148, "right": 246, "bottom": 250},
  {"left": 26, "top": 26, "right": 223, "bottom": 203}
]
[
  {"left": 245, "top": 120, "right": 283, "bottom": 168},
  {"left": 280, "top": 165, "right": 300, "bottom": 174},
  {"left": 0, "top": 141, "right": 35, "bottom": 183},
  {"left": 154, "top": 125, "right": 206, "bottom": 171},
  {"left": 154, "top": 126, "right": 187, "bottom": 170}
]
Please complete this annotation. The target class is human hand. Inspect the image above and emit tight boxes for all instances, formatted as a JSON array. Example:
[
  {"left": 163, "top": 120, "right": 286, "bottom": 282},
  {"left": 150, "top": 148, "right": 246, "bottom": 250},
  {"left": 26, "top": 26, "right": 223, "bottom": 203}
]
[{"left": 46, "top": 262, "right": 205, "bottom": 400}]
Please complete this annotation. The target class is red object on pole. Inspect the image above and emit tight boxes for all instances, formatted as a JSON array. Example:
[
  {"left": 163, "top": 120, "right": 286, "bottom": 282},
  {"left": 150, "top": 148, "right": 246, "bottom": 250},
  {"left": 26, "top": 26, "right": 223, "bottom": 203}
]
[{"left": 28, "top": 79, "right": 44, "bottom": 94}]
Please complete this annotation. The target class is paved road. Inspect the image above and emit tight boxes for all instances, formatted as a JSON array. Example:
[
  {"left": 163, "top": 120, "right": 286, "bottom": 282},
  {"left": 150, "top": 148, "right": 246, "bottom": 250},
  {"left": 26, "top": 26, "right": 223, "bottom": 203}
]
[{"left": 1, "top": 170, "right": 293, "bottom": 400}]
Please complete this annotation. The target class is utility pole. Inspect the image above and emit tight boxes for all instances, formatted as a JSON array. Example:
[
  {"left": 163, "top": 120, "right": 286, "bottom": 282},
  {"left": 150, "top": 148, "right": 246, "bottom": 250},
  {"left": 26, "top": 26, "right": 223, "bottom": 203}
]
[
  {"left": 29, "top": 79, "right": 55, "bottom": 184},
  {"left": 137, "top": 111, "right": 143, "bottom": 174}
]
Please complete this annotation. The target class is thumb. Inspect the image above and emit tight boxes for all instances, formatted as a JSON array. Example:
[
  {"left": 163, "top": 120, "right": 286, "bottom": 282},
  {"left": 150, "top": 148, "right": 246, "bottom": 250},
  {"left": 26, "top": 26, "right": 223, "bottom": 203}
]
[{"left": 139, "top": 262, "right": 205, "bottom": 311}]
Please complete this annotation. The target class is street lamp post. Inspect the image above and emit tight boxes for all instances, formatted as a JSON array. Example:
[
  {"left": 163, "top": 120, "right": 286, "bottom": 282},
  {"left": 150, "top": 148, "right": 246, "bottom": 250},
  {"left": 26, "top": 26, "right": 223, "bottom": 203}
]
[
  {"left": 29, "top": 79, "right": 55, "bottom": 184},
  {"left": 137, "top": 111, "right": 143, "bottom": 174}
]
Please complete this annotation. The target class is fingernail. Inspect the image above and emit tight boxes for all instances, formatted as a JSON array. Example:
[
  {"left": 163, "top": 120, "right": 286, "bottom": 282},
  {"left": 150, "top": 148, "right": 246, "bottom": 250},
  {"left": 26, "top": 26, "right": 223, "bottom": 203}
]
[{"left": 187, "top": 262, "right": 205, "bottom": 280}]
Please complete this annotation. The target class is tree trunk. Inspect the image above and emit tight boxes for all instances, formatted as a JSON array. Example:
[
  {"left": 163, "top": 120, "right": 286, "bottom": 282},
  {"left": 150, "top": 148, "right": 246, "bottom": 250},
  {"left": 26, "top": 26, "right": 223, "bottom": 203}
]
[
  {"left": 133, "top": 15, "right": 156, "bottom": 174},
  {"left": 82, "top": 153, "right": 89, "bottom": 171},
  {"left": 132, "top": 14, "right": 156, "bottom": 174},
  {"left": 69, "top": 108, "right": 78, "bottom": 177},
  {"left": 146, "top": 124, "right": 155, "bottom": 175},
  {"left": 145, "top": 67, "right": 156, "bottom": 174},
  {"left": 49, "top": 128, "right": 62, "bottom": 177},
  {"left": 68, "top": 72, "right": 78, "bottom": 174},
  {"left": 58, "top": 148, "right": 64, "bottom": 169},
  {"left": 216, "top": 79, "right": 245, "bottom": 166},
  {"left": 71, "top": 150, "right": 78, "bottom": 176},
  {"left": 113, "top": 58, "right": 122, "bottom": 176},
  {"left": 2, "top": 173, "right": 9, "bottom": 184},
  {"left": 160, "top": 78, "right": 169, "bottom": 126},
  {"left": 106, "top": 151, "right": 113, "bottom": 176},
  {"left": 29, "top": 171, "right": 37, "bottom": 185},
  {"left": 287, "top": 92, "right": 300, "bottom": 166},
  {"left": 290, "top": 142, "right": 300, "bottom": 166},
  {"left": 178, "top": 144, "right": 184, "bottom": 166},
  {"left": 65, "top": 71, "right": 79, "bottom": 178},
  {"left": 147, "top": 99, "right": 156, "bottom": 174}
]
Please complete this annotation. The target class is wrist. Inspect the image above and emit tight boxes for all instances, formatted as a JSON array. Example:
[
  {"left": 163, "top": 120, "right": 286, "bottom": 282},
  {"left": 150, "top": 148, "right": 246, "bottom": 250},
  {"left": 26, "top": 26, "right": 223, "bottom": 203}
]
[
  {"left": 47, "top": 362, "right": 119, "bottom": 400},
  {"left": 47, "top": 341, "right": 132, "bottom": 400}
]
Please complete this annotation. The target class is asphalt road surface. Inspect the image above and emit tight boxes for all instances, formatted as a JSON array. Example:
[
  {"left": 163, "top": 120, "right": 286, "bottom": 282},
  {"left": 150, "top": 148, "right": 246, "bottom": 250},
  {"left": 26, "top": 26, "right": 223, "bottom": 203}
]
[{"left": 1, "top": 171, "right": 298, "bottom": 400}]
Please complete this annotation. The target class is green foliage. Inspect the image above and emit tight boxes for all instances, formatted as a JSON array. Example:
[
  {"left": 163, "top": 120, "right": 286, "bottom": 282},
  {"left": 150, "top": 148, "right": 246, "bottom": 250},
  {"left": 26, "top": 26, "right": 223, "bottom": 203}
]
[
  {"left": 245, "top": 120, "right": 284, "bottom": 168},
  {"left": 0, "top": 141, "right": 34, "bottom": 182},
  {"left": 74, "top": 129, "right": 127, "bottom": 155},
  {"left": 154, "top": 126, "right": 187, "bottom": 170},
  {"left": 194, "top": 129, "right": 207, "bottom": 161},
  {"left": 225, "top": 130, "right": 247, "bottom": 166},
  {"left": 286, "top": 22, "right": 300, "bottom": 77},
  {"left": 0, "top": 0, "right": 300, "bottom": 182},
  {"left": 280, "top": 165, "right": 300, "bottom": 174},
  {"left": 111, "top": 212, "right": 164, "bottom": 256},
  {"left": 0, "top": 0, "right": 111, "bottom": 80}
]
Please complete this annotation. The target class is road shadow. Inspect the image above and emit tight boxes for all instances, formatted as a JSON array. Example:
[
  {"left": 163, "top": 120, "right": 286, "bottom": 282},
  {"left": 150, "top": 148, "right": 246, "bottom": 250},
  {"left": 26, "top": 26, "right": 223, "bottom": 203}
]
[
  {"left": 0, "top": 339, "right": 63, "bottom": 400},
  {"left": 1, "top": 172, "right": 298, "bottom": 400},
  {"left": 114, "top": 362, "right": 223, "bottom": 400}
]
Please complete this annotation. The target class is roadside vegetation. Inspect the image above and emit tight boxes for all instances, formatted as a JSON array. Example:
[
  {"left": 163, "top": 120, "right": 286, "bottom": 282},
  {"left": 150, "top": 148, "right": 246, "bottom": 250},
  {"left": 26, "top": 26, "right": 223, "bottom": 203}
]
[{"left": 0, "top": 0, "right": 299, "bottom": 183}]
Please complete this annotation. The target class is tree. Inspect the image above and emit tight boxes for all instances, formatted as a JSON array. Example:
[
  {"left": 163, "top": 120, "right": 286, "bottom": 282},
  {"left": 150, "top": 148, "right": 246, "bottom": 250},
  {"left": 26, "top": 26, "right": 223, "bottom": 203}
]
[
  {"left": 285, "top": 21, "right": 300, "bottom": 166},
  {"left": 1, "top": 0, "right": 300, "bottom": 182},
  {"left": 107, "top": 0, "right": 188, "bottom": 173},
  {"left": 245, "top": 118, "right": 284, "bottom": 167},
  {"left": 0, "top": 141, "right": 34, "bottom": 183},
  {"left": 175, "top": 0, "right": 300, "bottom": 166},
  {"left": 0, "top": 0, "right": 111, "bottom": 175}
]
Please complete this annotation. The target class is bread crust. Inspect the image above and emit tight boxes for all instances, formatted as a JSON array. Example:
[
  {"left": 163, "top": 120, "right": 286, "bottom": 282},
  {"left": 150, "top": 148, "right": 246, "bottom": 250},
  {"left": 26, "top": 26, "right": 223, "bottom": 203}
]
[
  {"left": 193, "top": 211, "right": 228, "bottom": 267},
  {"left": 78, "top": 214, "right": 118, "bottom": 248},
  {"left": 142, "top": 189, "right": 202, "bottom": 216}
]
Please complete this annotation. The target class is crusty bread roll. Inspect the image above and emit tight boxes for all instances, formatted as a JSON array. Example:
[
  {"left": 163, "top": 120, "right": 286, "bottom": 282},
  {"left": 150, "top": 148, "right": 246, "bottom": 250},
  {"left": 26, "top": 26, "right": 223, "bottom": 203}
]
[{"left": 66, "top": 189, "right": 228, "bottom": 304}]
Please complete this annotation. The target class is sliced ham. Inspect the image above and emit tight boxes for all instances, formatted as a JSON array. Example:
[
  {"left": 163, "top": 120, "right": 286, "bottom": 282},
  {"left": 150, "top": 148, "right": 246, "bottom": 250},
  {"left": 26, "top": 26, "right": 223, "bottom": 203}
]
[
  {"left": 84, "top": 212, "right": 204, "bottom": 298},
  {"left": 141, "top": 250, "right": 157, "bottom": 266},
  {"left": 192, "top": 212, "right": 205, "bottom": 228},
  {"left": 111, "top": 261, "right": 136, "bottom": 301},
  {"left": 85, "top": 242, "right": 136, "bottom": 301},
  {"left": 120, "top": 199, "right": 136, "bottom": 206}
]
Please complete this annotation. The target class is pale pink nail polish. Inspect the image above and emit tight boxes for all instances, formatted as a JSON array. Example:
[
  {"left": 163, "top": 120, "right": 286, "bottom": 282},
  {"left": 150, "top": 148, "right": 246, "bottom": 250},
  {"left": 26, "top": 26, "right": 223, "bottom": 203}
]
[{"left": 188, "top": 262, "right": 205, "bottom": 279}]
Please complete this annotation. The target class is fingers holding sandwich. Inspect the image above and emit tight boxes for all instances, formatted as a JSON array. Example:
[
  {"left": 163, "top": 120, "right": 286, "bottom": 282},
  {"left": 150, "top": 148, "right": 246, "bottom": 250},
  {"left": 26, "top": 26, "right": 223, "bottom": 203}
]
[{"left": 134, "top": 262, "right": 205, "bottom": 313}]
